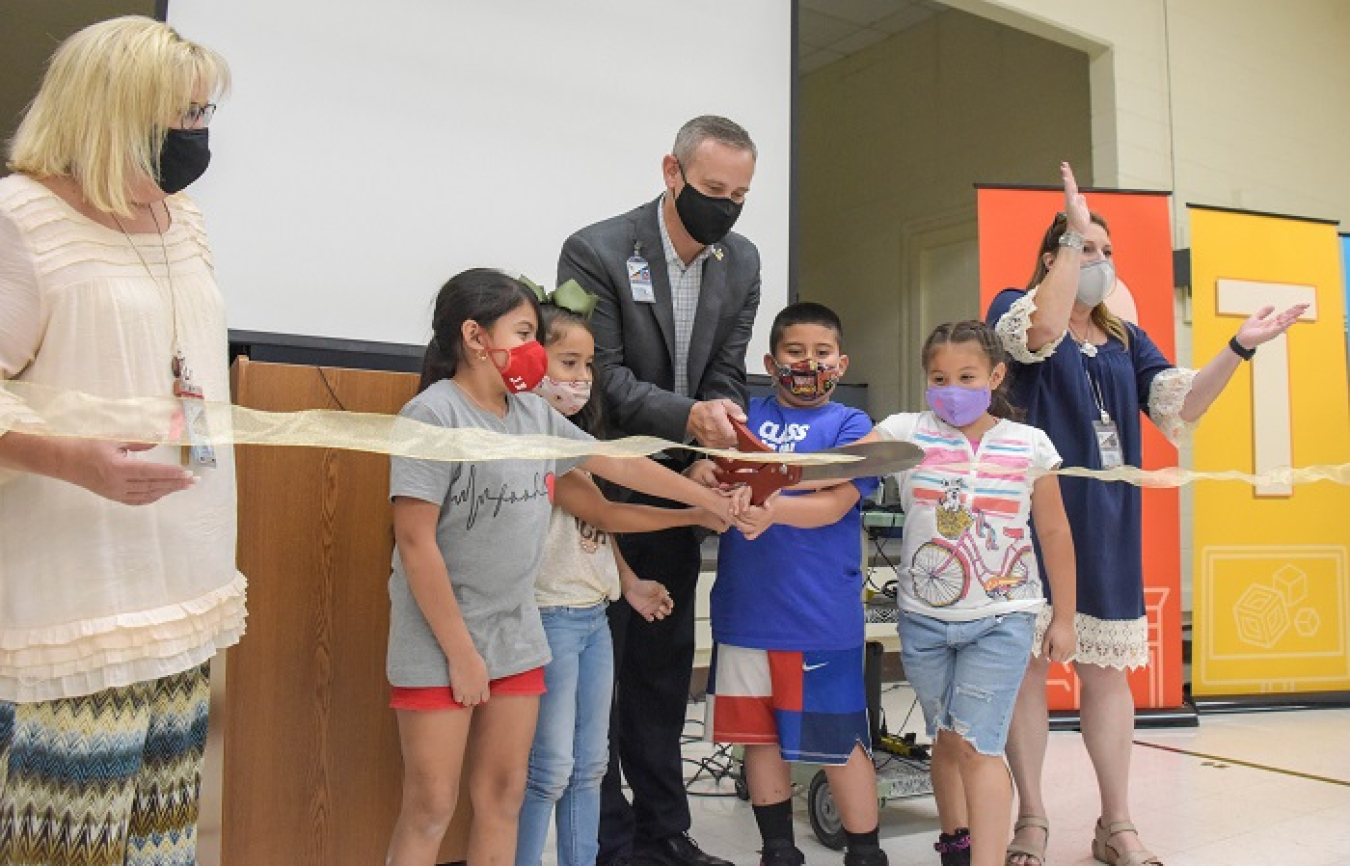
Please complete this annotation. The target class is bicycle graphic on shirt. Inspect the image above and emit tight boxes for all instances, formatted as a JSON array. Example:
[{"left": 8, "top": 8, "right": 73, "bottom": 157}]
[{"left": 909, "top": 484, "right": 1037, "bottom": 607}]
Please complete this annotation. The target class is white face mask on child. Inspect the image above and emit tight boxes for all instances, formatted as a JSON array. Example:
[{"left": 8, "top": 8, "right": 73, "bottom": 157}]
[{"left": 533, "top": 377, "right": 592, "bottom": 416}]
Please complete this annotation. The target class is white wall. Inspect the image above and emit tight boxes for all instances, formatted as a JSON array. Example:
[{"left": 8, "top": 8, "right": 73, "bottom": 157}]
[
  {"left": 949, "top": 0, "right": 1350, "bottom": 243},
  {"left": 798, "top": 8, "right": 1093, "bottom": 418},
  {"left": 1165, "top": 0, "right": 1350, "bottom": 246},
  {"left": 167, "top": 0, "right": 792, "bottom": 353}
]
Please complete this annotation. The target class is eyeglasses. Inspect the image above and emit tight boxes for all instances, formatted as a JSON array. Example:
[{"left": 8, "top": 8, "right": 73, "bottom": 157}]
[{"left": 181, "top": 102, "right": 217, "bottom": 128}]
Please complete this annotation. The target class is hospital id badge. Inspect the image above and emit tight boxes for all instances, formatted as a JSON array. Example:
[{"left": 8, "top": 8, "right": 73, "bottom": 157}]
[
  {"left": 1093, "top": 418, "right": 1123, "bottom": 469},
  {"left": 627, "top": 256, "right": 655, "bottom": 303},
  {"left": 172, "top": 380, "right": 218, "bottom": 470}
]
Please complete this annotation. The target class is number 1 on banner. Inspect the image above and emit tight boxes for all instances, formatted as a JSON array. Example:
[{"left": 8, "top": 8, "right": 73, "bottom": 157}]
[{"left": 1216, "top": 279, "right": 1319, "bottom": 496}]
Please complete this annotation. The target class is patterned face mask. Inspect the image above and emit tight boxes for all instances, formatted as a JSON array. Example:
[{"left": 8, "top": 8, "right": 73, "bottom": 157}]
[
  {"left": 773, "top": 359, "right": 840, "bottom": 401},
  {"left": 533, "top": 376, "right": 592, "bottom": 416}
]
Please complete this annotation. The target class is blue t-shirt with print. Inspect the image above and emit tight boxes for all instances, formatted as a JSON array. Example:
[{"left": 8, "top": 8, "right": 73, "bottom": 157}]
[{"left": 712, "top": 396, "right": 879, "bottom": 651}]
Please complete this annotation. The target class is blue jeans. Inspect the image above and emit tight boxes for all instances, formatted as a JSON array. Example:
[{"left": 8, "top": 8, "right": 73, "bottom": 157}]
[
  {"left": 516, "top": 603, "right": 614, "bottom": 866},
  {"left": 899, "top": 610, "right": 1035, "bottom": 756}
]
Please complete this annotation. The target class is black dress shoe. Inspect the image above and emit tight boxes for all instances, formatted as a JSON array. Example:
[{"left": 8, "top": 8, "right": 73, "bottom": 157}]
[{"left": 633, "top": 833, "right": 733, "bottom": 866}]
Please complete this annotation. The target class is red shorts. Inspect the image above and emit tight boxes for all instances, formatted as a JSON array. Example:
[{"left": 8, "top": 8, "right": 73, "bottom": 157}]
[{"left": 389, "top": 666, "right": 546, "bottom": 711}]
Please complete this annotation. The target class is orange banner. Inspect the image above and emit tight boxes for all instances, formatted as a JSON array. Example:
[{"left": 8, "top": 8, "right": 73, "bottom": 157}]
[{"left": 977, "top": 186, "right": 1184, "bottom": 711}]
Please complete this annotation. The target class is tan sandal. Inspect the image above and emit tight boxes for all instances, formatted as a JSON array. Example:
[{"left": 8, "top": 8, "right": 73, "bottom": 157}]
[
  {"left": 1005, "top": 815, "right": 1049, "bottom": 866},
  {"left": 1092, "top": 820, "right": 1163, "bottom": 866}
]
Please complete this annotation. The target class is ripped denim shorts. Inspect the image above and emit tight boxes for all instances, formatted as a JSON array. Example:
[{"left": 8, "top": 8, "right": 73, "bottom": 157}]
[{"left": 898, "top": 609, "right": 1036, "bottom": 756}]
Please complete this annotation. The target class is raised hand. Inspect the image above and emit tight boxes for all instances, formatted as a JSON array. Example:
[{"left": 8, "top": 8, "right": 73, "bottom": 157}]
[
  {"left": 1234, "top": 303, "right": 1310, "bottom": 350},
  {"left": 1061, "top": 161, "right": 1091, "bottom": 236}
]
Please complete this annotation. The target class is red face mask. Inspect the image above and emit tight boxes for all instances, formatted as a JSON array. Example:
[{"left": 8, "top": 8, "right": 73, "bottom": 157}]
[{"left": 485, "top": 339, "right": 549, "bottom": 393}]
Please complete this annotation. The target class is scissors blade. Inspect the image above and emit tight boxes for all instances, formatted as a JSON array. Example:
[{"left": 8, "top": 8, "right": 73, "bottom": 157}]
[{"left": 795, "top": 441, "right": 925, "bottom": 481}]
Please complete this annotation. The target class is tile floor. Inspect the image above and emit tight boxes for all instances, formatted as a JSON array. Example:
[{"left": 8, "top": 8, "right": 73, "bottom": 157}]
[{"left": 564, "top": 686, "right": 1350, "bottom": 866}]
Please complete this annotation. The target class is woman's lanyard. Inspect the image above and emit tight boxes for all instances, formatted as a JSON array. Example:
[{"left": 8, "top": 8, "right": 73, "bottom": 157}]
[{"left": 1078, "top": 353, "right": 1125, "bottom": 469}]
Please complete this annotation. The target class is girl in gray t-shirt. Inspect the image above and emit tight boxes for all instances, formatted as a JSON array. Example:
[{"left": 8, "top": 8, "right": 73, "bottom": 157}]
[{"left": 386, "top": 269, "right": 740, "bottom": 866}]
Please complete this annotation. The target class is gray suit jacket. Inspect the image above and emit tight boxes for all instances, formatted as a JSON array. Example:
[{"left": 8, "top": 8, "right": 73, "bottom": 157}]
[{"left": 557, "top": 197, "right": 761, "bottom": 442}]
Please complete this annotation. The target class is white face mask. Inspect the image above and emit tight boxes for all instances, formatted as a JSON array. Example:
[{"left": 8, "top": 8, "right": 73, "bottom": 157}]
[
  {"left": 533, "top": 376, "right": 592, "bottom": 416},
  {"left": 1077, "top": 259, "right": 1117, "bottom": 308}
]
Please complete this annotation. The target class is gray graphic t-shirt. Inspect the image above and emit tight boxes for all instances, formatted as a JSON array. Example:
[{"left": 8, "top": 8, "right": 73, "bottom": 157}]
[{"left": 387, "top": 380, "right": 593, "bottom": 685}]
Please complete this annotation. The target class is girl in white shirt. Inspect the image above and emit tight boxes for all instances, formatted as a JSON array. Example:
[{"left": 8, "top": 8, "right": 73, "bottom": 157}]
[
  {"left": 867, "top": 321, "right": 1077, "bottom": 866},
  {"left": 516, "top": 293, "right": 724, "bottom": 866}
]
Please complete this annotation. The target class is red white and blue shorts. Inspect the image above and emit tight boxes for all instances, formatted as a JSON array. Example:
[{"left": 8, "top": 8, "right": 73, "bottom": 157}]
[{"left": 703, "top": 643, "right": 871, "bottom": 765}]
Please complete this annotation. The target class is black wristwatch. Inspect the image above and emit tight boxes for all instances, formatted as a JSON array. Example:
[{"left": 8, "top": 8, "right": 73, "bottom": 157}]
[{"left": 1228, "top": 336, "right": 1256, "bottom": 361}]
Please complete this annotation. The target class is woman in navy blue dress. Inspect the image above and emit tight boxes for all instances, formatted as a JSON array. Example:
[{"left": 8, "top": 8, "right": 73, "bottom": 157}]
[{"left": 987, "top": 163, "right": 1306, "bottom": 866}]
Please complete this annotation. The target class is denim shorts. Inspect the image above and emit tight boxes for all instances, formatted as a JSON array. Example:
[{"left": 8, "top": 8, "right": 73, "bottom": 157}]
[{"left": 898, "top": 610, "right": 1035, "bottom": 756}]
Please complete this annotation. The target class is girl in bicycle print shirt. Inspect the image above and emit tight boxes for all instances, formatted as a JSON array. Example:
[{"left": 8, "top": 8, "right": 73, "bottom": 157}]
[{"left": 863, "top": 320, "right": 1076, "bottom": 866}]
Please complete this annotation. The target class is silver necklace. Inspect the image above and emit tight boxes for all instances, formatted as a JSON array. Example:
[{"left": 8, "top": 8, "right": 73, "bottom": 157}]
[
  {"left": 1067, "top": 321, "right": 1098, "bottom": 358},
  {"left": 110, "top": 205, "right": 190, "bottom": 383}
]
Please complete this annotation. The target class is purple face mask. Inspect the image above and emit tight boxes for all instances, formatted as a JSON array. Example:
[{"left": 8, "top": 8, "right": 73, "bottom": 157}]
[{"left": 926, "top": 385, "right": 991, "bottom": 427}]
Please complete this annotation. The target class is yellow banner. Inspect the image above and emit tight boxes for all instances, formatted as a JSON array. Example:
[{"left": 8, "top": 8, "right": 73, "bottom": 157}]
[{"left": 1190, "top": 207, "right": 1350, "bottom": 696}]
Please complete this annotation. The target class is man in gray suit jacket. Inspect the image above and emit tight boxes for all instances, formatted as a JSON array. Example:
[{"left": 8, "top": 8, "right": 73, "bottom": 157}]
[{"left": 557, "top": 116, "right": 760, "bottom": 866}]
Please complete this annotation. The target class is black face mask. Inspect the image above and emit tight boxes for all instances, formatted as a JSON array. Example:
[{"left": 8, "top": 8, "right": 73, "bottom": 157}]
[
  {"left": 673, "top": 161, "right": 743, "bottom": 246},
  {"left": 156, "top": 128, "right": 211, "bottom": 194}
]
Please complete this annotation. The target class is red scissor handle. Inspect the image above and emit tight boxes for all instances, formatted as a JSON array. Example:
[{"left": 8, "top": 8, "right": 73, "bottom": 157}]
[{"left": 711, "top": 417, "right": 802, "bottom": 505}]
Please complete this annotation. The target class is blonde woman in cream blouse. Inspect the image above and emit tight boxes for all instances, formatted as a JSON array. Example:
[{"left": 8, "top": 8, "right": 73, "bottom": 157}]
[{"left": 0, "top": 16, "right": 244, "bottom": 864}]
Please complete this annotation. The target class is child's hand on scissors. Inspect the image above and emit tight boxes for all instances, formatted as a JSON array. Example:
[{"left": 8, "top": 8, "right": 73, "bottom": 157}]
[
  {"left": 723, "top": 482, "right": 752, "bottom": 515},
  {"left": 684, "top": 458, "right": 723, "bottom": 488},
  {"left": 732, "top": 492, "right": 779, "bottom": 541},
  {"left": 693, "top": 506, "right": 730, "bottom": 533}
]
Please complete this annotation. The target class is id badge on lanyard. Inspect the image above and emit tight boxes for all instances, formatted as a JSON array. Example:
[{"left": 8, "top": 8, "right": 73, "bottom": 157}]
[
  {"left": 627, "top": 255, "right": 655, "bottom": 304},
  {"left": 1093, "top": 416, "right": 1124, "bottom": 468},
  {"left": 169, "top": 353, "right": 217, "bottom": 469},
  {"left": 1084, "top": 360, "right": 1123, "bottom": 469}
]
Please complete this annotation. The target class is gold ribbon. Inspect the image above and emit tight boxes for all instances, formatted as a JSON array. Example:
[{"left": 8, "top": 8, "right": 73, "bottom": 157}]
[
  {"left": 0, "top": 382, "right": 851, "bottom": 466},
  {"left": 3, "top": 382, "right": 1348, "bottom": 488}
]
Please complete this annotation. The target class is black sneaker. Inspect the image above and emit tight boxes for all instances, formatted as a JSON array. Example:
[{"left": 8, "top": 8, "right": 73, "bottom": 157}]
[
  {"left": 843, "top": 846, "right": 889, "bottom": 866},
  {"left": 633, "top": 834, "right": 734, "bottom": 866},
  {"left": 759, "top": 840, "right": 805, "bottom": 866},
  {"left": 933, "top": 828, "right": 971, "bottom": 866}
]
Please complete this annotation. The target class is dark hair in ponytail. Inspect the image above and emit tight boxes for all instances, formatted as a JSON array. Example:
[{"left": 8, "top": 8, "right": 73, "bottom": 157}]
[
  {"left": 419, "top": 268, "right": 541, "bottom": 392},
  {"left": 921, "top": 320, "right": 1023, "bottom": 421},
  {"left": 538, "top": 304, "right": 607, "bottom": 439}
]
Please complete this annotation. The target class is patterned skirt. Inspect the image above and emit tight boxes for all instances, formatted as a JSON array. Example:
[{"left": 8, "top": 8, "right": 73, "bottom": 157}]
[{"left": 0, "top": 662, "right": 211, "bottom": 866}]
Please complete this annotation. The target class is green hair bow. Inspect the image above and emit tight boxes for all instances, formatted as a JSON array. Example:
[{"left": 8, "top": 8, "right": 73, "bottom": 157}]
[{"left": 520, "top": 276, "right": 599, "bottom": 319}]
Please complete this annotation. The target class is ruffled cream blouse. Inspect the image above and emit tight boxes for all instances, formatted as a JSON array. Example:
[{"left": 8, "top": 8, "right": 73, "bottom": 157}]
[{"left": 0, "top": 174, "right": 245, "bottom": 702}]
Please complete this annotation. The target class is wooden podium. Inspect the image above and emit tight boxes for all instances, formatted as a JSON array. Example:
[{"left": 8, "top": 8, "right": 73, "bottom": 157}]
[{"left": 221, "top": 357, "right": 468, "bottom": 866}]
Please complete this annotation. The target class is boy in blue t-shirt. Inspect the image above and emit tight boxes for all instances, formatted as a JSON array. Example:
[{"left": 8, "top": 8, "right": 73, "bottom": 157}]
[{"left": 688, "top": 302, "right": 886, "bottom": 866}]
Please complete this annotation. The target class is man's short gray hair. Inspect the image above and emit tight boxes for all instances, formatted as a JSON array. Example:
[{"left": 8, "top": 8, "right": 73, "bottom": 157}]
[{"left": 672, "top": 115, "right": 757, "bottom": 166}]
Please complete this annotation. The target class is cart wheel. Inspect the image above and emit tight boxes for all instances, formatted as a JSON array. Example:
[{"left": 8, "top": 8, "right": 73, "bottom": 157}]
[
  {"left": 734, "top": 775, "right": 749, "bottom": 801},
  {"left": 807, "top": 770, "right": 847, "bottom": 850}
]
